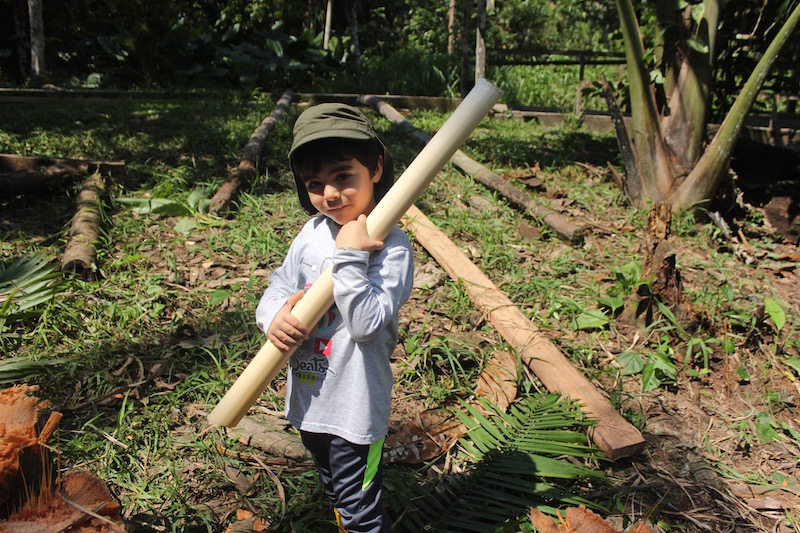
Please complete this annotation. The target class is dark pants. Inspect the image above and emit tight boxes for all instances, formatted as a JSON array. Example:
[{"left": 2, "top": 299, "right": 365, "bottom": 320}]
[{"left": 300, "top": 431, "right": 390, "bottom": 532}]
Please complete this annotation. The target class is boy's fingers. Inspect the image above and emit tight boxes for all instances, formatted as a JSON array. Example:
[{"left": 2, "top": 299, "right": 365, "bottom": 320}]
[{"left": 287, "top": 290, "right": 305, "bottom": 306}]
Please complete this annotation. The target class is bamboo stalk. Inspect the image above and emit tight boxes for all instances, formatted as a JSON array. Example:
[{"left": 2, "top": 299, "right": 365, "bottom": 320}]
[{"left": 207, "top": 79, "right": 503, "bottom": 427}]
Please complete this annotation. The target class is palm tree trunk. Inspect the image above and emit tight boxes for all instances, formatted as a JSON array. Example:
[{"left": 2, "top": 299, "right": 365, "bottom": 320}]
[
  {"left": 670, "top": 1, "right": 800, "bottom": 210},
  {"left": 662, "top": 0, "right": 719, "bottom": 173},
  {"left": 616, "top": 0, "right": 676, "bottom": 206}
]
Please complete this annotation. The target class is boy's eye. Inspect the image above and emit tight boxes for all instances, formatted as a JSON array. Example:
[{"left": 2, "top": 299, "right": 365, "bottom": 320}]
[
  {"left": 305, "top": 180, "right": 321, "bottom": 191},
  {"left": 336, "top": 173, "right": 352, "bottom": 182}
]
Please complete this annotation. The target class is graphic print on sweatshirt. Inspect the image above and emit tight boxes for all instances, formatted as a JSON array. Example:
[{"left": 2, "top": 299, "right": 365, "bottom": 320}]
[{"left": 289, "top": 267, "right": 339, "bottom": 388}]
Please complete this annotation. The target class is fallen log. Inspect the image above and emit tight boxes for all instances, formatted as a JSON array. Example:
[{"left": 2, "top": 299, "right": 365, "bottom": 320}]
[
  {"left": 210, "top": 89, "right": 295, "bottom": 215},
  {"left": 358, "top": 95, "right": 584, "bottom": 243},
  {"left": 402, "top": 204, "right": 645, "bottom": 460},
  {"left": 0, "top": 154, "right": 124, "bottom": 198},
  {"left": 61, "top": 171, "right": 107, "bottom": 278}
]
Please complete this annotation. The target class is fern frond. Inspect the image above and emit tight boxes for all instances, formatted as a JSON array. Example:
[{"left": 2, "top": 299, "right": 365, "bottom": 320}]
[{"left": 388, "top": 394, "right": 607, "bottom": 532}]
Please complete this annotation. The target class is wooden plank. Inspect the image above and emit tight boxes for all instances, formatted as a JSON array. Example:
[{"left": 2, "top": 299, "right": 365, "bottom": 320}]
[{"left": 402, "top": 204, "right": 645, "bottom": 460}]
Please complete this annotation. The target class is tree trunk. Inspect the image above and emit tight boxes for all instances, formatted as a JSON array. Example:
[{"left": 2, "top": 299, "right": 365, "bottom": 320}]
[
  {"left": 210, "top": 89, "right": 294, "bottom": 214},
  {"left": 475, "top": 0, "right": 486, "bottom": 83},
  {"left": 0, "top": 155, "right": 124, "bottom": 198},
  {"left": 616, "top": 0, "right": 676, "bottom": 206},
  {"left": 460, "top": 0, "right": 472, "bottom": 96},
  {"left": 447, "top": 0, "right": 456, "bottom": 55},
  {"left": 345, "top": 0, "right": 361, "bottom": 88},
  {"left": 660, "top": 1, "right": 719, "bottom": 174},
  {"left": 27, "top": 0, "right": 45, "bottom": 77},
  {"left": 61, "top": 172, "right": 106, "bottom": 278},
  {"left": 670, "top": 1, "right": 800, "bottom": 210},
  {"left": 323, "top": 0, "right": 333, "bottom": 50},
  {"left": 615, "top": 0, "right": 800, "bottom": 212}
]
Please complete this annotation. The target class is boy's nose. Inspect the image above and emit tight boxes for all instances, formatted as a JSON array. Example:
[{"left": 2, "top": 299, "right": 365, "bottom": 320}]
[{"left": 324, "top": 184, "right": 340, "bottom": 201}]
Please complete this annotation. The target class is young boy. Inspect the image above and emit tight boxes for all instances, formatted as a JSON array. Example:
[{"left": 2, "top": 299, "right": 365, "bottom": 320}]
[{"left": 256, "top": 103, "right": 414, "bottom": 532}]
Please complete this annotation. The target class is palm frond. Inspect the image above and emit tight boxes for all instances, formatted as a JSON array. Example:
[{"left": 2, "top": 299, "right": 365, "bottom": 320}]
[
  {"left": 0, "top": 255, "right": 66, "bottom": 326},
  {"left": 388, "top": 394, "right": 607, "bottom": 532}
]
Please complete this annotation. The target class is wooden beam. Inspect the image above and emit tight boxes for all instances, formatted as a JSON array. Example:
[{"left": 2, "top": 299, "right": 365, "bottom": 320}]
[{"left": 402, "top": 204, "right": 645, "bottom": 460}]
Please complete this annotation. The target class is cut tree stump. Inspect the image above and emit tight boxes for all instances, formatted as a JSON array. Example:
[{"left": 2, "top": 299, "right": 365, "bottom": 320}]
[
  {"left": 358, "top": 94, "right": 584, "bottom": 243},
  {"left": 61, "top": 170, "right": 107, "bottom": 278},
  {"left": 402, "top": 205, "right": 645, "bottom": 459},
  {"left": 0, "top": 154, "right": 124, "bottom": 198},
  {"left": 210, "top": 89, "right": 295, "bottom": 215}
]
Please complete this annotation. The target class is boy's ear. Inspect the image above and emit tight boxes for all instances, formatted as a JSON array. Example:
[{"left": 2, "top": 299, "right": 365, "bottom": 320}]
[{"left": 371, "top": 155, "right": 384, "bottom": 184}]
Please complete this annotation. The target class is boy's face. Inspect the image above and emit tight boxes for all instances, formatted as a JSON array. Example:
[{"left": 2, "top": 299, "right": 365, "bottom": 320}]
[{"left": 300, "top": 156, "right": 383, "bottom": 225}]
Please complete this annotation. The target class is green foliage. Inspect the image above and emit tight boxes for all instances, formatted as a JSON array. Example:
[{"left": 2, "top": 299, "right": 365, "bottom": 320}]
[
  {"left": 0, "top": 255, "right": 65, "bottom": 331},
  {"left": 387, "top": 395, "right": 606, "bottom": 531}
]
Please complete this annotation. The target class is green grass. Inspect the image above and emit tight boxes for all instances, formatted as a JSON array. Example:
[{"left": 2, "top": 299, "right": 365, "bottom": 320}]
[{"left": 1, "top": 92, "right": 798, "bottom": 532}]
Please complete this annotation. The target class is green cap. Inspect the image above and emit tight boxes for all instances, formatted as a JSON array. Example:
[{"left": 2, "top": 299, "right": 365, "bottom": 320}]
[
  {"left": 289, "top": 103, "right": 386, "bottom": 157},
  {"left": 288, "top": 103, "right": 393, "bottom": 215}
]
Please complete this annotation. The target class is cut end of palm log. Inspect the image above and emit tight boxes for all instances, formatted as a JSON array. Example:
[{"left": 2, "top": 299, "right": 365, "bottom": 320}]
[{"left": 0, "top": 385, "right": 127, "bottom": 532}]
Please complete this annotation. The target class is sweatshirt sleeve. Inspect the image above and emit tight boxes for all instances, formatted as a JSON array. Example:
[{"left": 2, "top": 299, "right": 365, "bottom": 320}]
[
  {"left": 255, "top": 240, "right": 301, "bottom": 335},
  {"left": 332, "top": 240, "right": 414, "bottom": 342}
]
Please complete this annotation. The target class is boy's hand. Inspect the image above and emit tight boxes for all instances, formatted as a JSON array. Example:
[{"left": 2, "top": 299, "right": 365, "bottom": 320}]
[
  {"left": 336, "top": 214, "right": 384, "bottom": 251},
  {"left": 267, "top": 291, "right": 312, "bottom": 351}
]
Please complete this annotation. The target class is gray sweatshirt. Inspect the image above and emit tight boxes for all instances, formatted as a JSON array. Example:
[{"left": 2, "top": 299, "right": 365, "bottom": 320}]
[{"left": 256, "top": 216, "right": 414, "bottom": 445}]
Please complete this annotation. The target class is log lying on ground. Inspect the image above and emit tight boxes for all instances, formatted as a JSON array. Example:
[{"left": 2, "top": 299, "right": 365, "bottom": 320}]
[
  {"left": 0, "top": 154, "right": 124, "bottom": 198},
  {"left": 61, "top": 171, "right": 107, "bottom": 278},
  {"left": 210, "top": 89, "right": 295, "bottom": 215},
  {"left": 402, "top": 204, "right": 645, "bottom": 460},
  {"left": 359, "top": 95, "right": 584, "bottom": 243}
]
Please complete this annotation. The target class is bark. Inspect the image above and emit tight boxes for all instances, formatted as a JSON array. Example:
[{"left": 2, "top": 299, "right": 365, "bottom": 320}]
[
  {"left": 619, "top": 202, "right": 698, "bottom": 336},
  {"left": 323, "top": 0, "right": 333, "bottom": 50},
  {"left": 475, "top": 0, "right": 486, "bottom": 83},
  {"left": 616, "top": 0, "right": 800, "bottom": 212},
  {"left": 615, "top": 0, "right": 678, "bottom": 205},
  {"left": 27, "top": 0, "right": 45, "bottom": 76},
  {"left": 61, "top": 171, "right": 106, "bottom": 278},
  {"left": 13, "top": 0, "right": 27, "bottom": 80},
  {"left": 209, "top": 89, "right": 295, "bottom": 215},
  {"left": 603, "top": 82, "right": 641, "bottom": 204},
  {"left": 661, "top": 1, "right": 719, "bottom": 174},
  {"left": 345, "top": 0, "right": 361, "bottom": 87},
  {"left": 447, "top": 0, "right": 456, "bottom": 55}
]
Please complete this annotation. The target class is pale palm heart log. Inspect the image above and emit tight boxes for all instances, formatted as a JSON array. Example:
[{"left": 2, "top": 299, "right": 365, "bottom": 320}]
[{"left": 208, "top": 79, "right": 503, "bottom": 427}]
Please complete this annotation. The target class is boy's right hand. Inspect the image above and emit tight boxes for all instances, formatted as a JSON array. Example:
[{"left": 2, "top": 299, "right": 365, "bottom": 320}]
[{"left": 267, "top": 291, "right": 312, "bottom": 351}]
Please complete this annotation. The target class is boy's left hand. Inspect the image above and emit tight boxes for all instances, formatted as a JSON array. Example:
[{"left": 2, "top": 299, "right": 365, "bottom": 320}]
[{"left": 336, "top": 214, "right": 384, "bottom": 251}]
